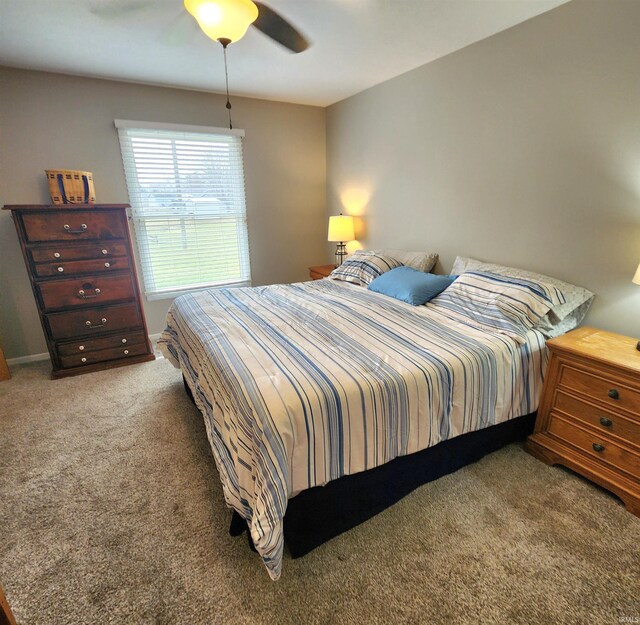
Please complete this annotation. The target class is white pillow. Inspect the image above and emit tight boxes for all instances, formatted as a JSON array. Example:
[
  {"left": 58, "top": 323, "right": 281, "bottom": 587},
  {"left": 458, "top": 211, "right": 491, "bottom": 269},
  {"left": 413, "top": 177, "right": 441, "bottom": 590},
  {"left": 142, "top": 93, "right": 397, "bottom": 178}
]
[
  {"left": 450, "top": 256, "right": 594, "bottom": 337},
  {"left": 349, "top": 249, "right": 438, "bottom": 272}
]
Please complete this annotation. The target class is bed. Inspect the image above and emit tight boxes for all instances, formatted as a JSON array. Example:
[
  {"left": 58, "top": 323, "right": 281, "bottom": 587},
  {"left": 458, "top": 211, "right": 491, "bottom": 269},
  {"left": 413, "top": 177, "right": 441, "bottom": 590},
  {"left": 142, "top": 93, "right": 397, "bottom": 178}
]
[{"left": 158, "top": 257, "right": 591, "bottom": 579}]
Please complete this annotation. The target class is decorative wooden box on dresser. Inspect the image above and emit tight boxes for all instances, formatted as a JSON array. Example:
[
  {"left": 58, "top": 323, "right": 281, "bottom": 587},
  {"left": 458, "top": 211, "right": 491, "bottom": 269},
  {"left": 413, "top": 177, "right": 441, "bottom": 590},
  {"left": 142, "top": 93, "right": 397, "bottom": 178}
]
[
  {"left": 526, "top": 327, "right": 640, "bottom": 516},
  {"left": 3, "top": 204, "right": 155, "bottom": 379}
]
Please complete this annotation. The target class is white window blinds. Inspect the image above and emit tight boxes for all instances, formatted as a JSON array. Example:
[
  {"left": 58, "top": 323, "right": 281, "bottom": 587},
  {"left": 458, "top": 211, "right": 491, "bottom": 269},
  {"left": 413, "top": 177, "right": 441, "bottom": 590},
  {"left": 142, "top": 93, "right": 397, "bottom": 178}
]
[{"left": 116, "top": 120, "right": 251, "bottom": 300}]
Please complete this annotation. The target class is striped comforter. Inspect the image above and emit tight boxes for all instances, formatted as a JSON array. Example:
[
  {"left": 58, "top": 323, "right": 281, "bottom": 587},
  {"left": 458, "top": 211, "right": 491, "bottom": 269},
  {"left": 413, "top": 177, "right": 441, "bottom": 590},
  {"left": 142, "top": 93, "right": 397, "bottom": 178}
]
[{"left": 159, "top": 279, "right": 548, "bottom": 579}]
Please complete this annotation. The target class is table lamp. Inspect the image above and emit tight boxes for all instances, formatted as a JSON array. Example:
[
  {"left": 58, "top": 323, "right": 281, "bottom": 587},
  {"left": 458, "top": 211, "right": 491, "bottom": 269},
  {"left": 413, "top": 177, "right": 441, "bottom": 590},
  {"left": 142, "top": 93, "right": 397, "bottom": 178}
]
[
  {"left": 634, "top": 264, "right": 640, "bottom": 351},
  {"left": 328, "top": 214, "right": 355, "bottom": 265}
]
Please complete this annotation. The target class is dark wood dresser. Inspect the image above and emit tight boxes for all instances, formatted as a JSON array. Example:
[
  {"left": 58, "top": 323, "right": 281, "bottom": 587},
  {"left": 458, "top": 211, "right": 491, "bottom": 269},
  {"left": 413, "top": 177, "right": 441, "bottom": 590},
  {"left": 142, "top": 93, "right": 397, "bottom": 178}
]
[
  {"left": 3, "top": 204, "right": 154, "bottom": 378},
  {"left": 526, "top": 327, "right": 640, "bottom": 516}
]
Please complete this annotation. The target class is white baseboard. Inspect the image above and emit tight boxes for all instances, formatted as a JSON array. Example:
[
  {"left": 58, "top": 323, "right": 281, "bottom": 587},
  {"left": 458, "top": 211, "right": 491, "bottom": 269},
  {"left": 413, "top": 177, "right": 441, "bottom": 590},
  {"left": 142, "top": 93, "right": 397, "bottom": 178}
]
[
  {"left": 7, "top": 333, "right": 164, "bottom": 366},
  {"left": 7, "top": 352, "right": 50, "bottom": 366}
]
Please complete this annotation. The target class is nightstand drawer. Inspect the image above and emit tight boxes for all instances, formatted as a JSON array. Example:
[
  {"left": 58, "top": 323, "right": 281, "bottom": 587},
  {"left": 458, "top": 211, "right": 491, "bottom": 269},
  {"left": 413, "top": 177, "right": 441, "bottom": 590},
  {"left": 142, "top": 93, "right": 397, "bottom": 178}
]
[
  {"left": 554, "top": 390, "right": 640, "bottom": 448},
  {"left": 559, "top": 365, "right": 640, "bottom": 416},
  {"left": 548, "top": 415, "right": 640, "bottom": 479}
]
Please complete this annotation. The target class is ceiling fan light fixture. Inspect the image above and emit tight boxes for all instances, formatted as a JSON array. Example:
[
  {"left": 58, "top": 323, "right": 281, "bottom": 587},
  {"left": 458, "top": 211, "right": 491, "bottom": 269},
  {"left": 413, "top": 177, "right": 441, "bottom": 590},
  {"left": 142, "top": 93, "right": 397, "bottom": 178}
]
[{"left": 184, "top": 0, "right": 258, "bottom": 44}]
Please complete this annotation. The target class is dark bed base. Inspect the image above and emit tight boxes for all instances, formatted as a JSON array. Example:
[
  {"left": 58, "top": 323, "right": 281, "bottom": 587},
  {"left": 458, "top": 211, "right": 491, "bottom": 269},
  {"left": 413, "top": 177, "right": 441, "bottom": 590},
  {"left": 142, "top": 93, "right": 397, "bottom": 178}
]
[{"left": 183, "top": 376, "right": 535, "bottom": 558}]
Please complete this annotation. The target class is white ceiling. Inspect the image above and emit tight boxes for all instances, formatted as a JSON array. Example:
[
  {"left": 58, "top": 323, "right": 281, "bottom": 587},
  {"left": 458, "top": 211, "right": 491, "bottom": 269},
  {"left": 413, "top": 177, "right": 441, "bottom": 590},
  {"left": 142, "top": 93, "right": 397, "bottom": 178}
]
[{"left": 0, "top": 0, "right": 568, "bottom": 106}]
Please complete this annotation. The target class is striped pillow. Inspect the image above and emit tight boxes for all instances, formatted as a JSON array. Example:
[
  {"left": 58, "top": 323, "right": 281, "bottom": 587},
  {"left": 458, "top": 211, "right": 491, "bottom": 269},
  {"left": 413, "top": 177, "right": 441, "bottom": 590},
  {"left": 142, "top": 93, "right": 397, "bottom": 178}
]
[
  {"left": 330, "top": 251, "right": 402, "bottom": 287},
  {"left": 428, "top": 270, "right": 566, "bottom": 342}
]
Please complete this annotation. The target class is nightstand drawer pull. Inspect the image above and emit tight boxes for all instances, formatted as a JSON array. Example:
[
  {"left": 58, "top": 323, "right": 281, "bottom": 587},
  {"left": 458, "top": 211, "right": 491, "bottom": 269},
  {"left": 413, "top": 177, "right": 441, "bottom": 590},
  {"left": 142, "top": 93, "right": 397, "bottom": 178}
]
[
  {"left": 63, "top": 223, "right": 88, "bottom": 234},
  {"left": 85, "top": 317, "right": 107, "bottom": 329},
  {"left": 599, "top": 417, "right": 613, "bottom": 427},
  {"left": 607, "top": 389, "right": 619, "bottom": 400},
  {"left": 592, "top": 443, "right": 605, "bottom": 453}
]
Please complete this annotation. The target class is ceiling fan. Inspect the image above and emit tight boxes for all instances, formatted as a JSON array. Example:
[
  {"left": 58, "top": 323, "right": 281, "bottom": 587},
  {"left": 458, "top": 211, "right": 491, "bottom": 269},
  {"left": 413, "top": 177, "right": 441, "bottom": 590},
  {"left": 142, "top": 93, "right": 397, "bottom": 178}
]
[
  {"left": 92, "top": 0, "right": 310, "bottom": 128},
  {"left": 91, "top": 0, "right": 310, "bottom": 53}
]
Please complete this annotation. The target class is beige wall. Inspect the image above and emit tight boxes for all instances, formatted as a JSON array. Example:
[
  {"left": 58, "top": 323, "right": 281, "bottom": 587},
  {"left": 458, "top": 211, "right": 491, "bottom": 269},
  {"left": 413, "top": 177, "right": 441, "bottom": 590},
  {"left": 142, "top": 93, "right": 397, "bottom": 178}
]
[
  {"left": 0, "top": 67, "right": 326, "bottom": 359},
  {"left": 327, "top": 0, "right": 640, "bottom": 338}
]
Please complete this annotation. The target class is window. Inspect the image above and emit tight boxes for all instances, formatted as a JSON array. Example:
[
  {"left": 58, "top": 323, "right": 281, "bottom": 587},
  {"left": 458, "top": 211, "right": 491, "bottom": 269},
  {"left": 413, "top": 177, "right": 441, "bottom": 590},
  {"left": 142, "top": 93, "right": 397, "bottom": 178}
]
[{"left": 116, "top": 120, "right": 251, "bottom": 300}]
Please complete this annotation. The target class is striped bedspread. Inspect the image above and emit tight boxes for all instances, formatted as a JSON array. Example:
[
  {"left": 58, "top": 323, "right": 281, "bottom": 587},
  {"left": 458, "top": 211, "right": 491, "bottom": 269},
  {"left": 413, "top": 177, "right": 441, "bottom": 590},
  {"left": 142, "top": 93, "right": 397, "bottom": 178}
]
[{"left": 159, "top": 279, "right": 548, "bottom": 579}]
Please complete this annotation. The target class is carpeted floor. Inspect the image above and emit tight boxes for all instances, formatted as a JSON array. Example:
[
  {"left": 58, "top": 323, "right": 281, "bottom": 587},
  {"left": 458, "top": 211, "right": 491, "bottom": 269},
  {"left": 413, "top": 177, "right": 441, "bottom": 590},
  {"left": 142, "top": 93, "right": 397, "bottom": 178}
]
[{"left": 0, "top": 358, "right": 638, "bottom": 625}]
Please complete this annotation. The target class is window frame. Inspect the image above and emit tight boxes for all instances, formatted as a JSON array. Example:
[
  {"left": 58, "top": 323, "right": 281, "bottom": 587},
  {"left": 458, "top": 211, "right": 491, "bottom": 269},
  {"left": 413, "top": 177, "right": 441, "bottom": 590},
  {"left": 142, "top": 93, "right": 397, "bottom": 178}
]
[{"left": 115, "top": 119, "right": 251, "bottom": 301}]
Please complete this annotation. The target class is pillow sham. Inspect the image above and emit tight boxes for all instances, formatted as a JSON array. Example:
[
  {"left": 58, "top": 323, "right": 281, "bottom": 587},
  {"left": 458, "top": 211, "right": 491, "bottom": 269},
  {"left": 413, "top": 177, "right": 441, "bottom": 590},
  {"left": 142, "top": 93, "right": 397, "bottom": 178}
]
[
  {"left": 368, "top": 267, "right": 456, "bottom": 306},
  {"left": 377, "top": 249, "right": 438, "bottom": 273},
  {"left": 329, "top": 250, "right": 402, "bottom": 286},
  {"left": 451, "top": 256, "right": 594, "bottom": 337},
  {"left": 428, "top": 270, "right": 564, "bottom": 343},
  {"left": 346, "top": 249, "right": 438, "bottom": 273}
]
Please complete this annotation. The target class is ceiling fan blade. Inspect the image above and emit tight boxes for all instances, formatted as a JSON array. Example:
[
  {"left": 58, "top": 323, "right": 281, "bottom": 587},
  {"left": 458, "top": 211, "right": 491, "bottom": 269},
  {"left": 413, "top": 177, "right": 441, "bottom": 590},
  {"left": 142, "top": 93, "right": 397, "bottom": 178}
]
[
  {"left": 252, "top": 1, "right": 309, "bottom": 53},
  {"left": 89, "top": 0, "right": 157, "bottom": 19}
]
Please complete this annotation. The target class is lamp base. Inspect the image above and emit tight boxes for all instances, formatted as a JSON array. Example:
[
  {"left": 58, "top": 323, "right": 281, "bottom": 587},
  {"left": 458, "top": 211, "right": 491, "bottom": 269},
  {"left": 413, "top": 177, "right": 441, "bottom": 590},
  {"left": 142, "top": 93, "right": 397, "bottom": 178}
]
[{"left": 335, "top": 242, "right": 347, "bottom": 266}]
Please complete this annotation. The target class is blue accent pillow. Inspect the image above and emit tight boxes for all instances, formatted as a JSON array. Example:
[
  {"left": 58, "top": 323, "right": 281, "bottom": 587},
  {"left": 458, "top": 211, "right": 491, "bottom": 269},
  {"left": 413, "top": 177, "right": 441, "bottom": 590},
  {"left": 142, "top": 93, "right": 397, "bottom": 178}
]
[{"left": 368, "top": 267, "right": 457, "bottom": 305}]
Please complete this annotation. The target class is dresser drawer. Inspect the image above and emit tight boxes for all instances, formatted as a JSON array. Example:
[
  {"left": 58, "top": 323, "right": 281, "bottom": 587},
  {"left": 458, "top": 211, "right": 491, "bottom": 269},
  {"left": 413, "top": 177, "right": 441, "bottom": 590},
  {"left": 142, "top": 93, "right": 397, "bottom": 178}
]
[
  {"left": 46, "top": 302, "right": 141, "bottom": 340},
  {"left": 22, "top": 210, "right": 125, "bottom": 242},
  {"left": 38, "top": 274, "right": 136, "bottom": 310},
  {"left": 57, "top": 330, "right": 147, "bottom": 357},
  {"left": 29, "top": 241, "right": 127, "bottom": 263},
  {"left": 34, "top": 256, "right": 130, "bottom": 278},
  {"left": 558, "top": 365, "right": 640, "bottom": 415},
  {"left": 59, "top": 342, "right": 148, "bottom": 369},
  {"left": 554, "top": 390, "right": 640, "bottom": 448},
  {"left": 548, "top": 415, "right": 640, "bottom": 479}
]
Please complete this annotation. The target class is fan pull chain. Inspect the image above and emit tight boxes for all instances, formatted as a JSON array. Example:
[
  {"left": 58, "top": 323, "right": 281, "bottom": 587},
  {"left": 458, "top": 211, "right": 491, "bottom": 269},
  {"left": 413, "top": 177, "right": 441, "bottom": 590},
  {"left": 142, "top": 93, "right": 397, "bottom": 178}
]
[{"left": 220, "top": 38, "right": 233, "bottom": 130}]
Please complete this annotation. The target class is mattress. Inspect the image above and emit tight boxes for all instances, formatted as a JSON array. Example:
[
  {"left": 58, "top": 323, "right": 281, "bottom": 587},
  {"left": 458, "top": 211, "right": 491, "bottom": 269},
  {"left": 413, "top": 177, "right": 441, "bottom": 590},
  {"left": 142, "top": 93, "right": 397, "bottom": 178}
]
[{"left": 159, "top": 279, "right": 548, "bottom": 579}]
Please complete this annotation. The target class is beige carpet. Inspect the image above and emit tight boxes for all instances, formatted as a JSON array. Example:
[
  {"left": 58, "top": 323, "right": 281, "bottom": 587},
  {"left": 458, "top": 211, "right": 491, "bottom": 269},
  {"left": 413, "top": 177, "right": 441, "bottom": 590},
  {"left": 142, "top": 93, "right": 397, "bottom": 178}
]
[{"left": 0, "top": 358, "right": 638, "bottom": 625}]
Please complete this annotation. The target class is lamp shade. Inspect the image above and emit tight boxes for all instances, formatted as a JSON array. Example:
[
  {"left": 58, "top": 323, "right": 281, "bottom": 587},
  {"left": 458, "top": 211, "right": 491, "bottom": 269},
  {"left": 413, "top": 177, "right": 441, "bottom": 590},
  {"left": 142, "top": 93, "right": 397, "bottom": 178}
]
[
  {"left": 633, "top": 264, "right": 640, "bottom": 286},
  {"left": 328, "top": 214, "right": 355, "bottom": 242},
  {"left": 184, "top": 0, "right": 258, "bottom": 43}
]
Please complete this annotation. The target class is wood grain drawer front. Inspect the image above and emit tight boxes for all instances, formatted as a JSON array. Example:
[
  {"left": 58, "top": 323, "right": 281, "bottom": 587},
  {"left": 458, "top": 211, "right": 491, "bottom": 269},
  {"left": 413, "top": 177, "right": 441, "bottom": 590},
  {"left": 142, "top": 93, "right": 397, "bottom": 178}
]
[
  {"left": 548, "top": 415, "right": 640, "bottom": 479},
  {"left": 57, "top": 331, "right": 147, "bottom": 357},
  {"left": 34, "top": 256, "right": 130, "bottom": 278},
  {"left": 22, "top": 211, "right": 125, "bottom": 242},
  {"left": 559, "top": 365, "right": 640, "bottom": 416},
  {"left": 38, "top": 274, "right": 135, "bottom": 310},
  {"left": 30, "top": 241, "right": 128, "bottom": 263},
  {"left": 46, "top": 303, "right": 141, "bottom": 341},
  {"left": 59, "top": 343, "right": 148, "bottom": 369},
  {"left": 554, "top": 390, "right": 640, "bottom": 448}
]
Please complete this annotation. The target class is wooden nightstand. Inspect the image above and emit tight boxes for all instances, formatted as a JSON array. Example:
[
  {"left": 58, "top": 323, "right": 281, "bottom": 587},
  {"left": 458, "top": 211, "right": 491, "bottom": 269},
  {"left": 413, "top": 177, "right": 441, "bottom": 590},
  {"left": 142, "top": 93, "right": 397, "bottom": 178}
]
[
  {"left": 309, "top": 264, "right": 336, "bottom": 280},
  {"left": 526, "top": 327, "right": 640, "bottom": 516}
]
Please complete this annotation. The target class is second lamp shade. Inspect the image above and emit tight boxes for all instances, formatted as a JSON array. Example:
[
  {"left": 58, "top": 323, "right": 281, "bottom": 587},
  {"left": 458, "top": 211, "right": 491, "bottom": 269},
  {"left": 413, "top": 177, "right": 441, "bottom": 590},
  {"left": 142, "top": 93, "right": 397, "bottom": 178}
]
[{"left": 328, "top": 214, "right": 355, "bottom": 242}]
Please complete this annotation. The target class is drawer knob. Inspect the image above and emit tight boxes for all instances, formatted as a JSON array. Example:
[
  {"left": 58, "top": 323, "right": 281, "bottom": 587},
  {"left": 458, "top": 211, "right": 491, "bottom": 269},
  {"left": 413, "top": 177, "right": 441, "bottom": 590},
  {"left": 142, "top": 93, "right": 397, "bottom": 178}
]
[
  {"left": 599, "top": 417, "right": 613, "bottom": 427},
  {"left": 63, "top": 223, "right": 87, "bottom": 234},
  {"left": 104, "top": 262, "right": 111, "bottom": 268},
  {"left": 57, "top": 266, "right": 64, "bottom": 273},
  {"left": 121, "top": 338, "right": 127, "bottom": 344},
  {"left": 85, "top": 317, "right": 107, "bottom": 329},
  {"left": 81, "top": 357, "right": 87, "bottom": 363},
  {"left": 79, "top": 345, "right": 85, "bottom": 351},
  {"left": 54, "top": 252, "right": 61, "bottom": 258},
  {"left": 124, "top": 349, "right": 129, "bottom": 355},
  {"left": 592, "top": 443, "right": 605, "bottom": 453},
  {"left": 608, "top": 389, "right": 619, "bottom": 400},
  {"left": 78, "top": 287, "right": 101, "bottom": 299},
  {"left": 102, "top": 249, "right": 108, "bottom": 255}
]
